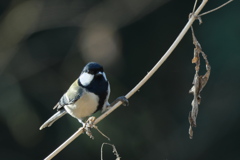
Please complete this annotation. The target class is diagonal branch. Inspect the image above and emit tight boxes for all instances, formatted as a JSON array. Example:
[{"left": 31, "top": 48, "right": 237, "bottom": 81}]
[{"left": 43, "top": 0, "right": 209, "bottom": 159}]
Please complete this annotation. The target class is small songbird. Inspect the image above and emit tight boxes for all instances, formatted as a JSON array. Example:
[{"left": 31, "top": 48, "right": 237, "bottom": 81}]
[{"left": 39, "top": 62, "right": 110, "bottom": 130}]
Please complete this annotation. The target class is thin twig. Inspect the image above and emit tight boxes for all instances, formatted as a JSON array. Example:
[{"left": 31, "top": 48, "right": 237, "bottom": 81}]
[
  {"left": 93, "top": 125, "right": 111, "bottom": 141},
  {"left": 192, "top": 0, "right": 198, "bottom": 13},
  {"left": 44, "top": 1, "right": 208, "bottom": 159},
  {"left": 101, "top": 143, "right": 121, "bottom": 160},
  {"left": 199, "top": 0, "right": 233, "bottom": 16}
]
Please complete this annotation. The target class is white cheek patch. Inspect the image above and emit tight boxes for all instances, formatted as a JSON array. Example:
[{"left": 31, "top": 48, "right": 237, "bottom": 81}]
[{"left": 80, "top": 72, "right": 94, "bottom": 86}]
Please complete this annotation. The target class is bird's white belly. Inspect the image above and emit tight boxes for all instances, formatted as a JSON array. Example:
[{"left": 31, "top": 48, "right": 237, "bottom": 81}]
[{"left": 64, "top": 92, "right": 99, "bottom": 120}]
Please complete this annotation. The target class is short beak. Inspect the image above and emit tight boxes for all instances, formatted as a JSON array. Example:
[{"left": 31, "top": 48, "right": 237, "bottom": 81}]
[{"left": 96, "top": 71, "right": 103, "bottom": 77}]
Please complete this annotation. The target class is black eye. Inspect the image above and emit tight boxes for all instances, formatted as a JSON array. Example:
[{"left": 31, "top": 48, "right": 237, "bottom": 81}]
[{"left": 88, "top": 70, "right": 94, "bottom": 74}]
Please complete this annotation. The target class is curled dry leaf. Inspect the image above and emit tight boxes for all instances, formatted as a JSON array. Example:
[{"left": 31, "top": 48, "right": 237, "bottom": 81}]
[{"left": 189, "top": 26, "right": 211, "bottom": 139}]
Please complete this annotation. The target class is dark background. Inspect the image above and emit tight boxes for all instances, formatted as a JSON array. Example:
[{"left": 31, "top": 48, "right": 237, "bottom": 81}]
[{"left": 0, "top": 0, "right": 240, "bottom": 159}]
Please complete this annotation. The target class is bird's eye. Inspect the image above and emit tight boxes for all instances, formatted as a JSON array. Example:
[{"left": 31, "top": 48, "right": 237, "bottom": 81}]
[{"left": 88, "top": 70, "right": 94, "bottom": 74}]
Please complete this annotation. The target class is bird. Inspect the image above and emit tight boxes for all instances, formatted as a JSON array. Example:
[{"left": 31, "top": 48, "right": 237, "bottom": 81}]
[{"left": 39, "top": 62, "right": 110, "bottom": 130}]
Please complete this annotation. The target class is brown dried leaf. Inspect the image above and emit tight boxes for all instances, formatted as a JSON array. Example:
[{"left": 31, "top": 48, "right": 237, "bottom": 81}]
[{"left": 189, "top": 26, "right": 211, "bottom": 139}]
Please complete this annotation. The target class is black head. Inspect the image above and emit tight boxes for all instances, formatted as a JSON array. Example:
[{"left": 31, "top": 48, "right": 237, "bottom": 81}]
[
  {"left": 82, "top": 62, "right": 104, "bottom": 75},
  {"left": 79, "top": 62, "right": 107, "bottom": 87}
]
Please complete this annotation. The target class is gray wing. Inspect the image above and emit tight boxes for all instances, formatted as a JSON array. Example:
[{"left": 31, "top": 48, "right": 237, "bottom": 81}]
[{"left": 53, "top": 79, "right": 84, "bottom": 110}]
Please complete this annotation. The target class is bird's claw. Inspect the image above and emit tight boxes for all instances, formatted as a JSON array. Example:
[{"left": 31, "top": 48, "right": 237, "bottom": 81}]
[
  {"left": 118, "top": 96, "right": 129, "bottom": 106},
  {"left": 83, "top": 116, "right": 96, "bottom": 139},
  {"left": 111, "top": 96, "right": 129, "bottom": 107}
]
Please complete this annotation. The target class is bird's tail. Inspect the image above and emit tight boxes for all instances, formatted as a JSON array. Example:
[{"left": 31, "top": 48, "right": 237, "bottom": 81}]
[{"left": 39, "top": 109, "right": 67, "bottom": 130}]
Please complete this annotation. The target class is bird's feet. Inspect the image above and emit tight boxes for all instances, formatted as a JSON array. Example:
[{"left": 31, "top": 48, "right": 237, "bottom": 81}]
[
  {"left": 82, "top": 116, "right": 96, "bottom": 139},
  {"left": 111, "top": 96, "right": 129, "bottom": 107},
  {"left": 82, "top": 116, "right": 110, "bottom": 140}
]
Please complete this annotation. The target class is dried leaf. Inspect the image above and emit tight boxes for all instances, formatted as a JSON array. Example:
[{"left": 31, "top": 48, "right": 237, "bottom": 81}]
[{"left": 189, "top": 26, "right": 211, "bottom": 139}]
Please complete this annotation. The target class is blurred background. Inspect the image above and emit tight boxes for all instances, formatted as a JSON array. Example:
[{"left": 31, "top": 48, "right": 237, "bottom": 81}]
[{"left": 0, "top": 0, "right": 240, "bottom": 159}]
